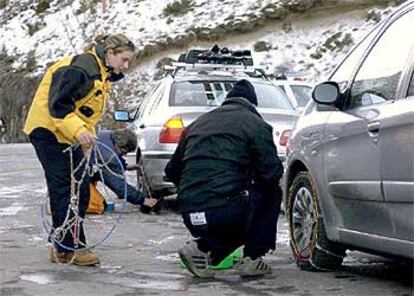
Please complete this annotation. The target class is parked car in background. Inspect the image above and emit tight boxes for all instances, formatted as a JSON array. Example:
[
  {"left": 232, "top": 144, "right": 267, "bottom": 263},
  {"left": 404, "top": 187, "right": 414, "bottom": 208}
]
[
  {"left": 284, "top": 1, "right": 414, "bottom": 271},
  {"left": 117, "top": 47, "right": 299, "bottom": 198},
  {"left": 273, "top": 77, "right": 313, "bottom": 112}
]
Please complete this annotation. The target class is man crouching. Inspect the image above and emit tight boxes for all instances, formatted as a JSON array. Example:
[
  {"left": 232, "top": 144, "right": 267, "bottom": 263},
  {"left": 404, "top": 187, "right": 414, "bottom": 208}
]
[{"left": 165, "top": 79, "right": 284, "bottom": 278}]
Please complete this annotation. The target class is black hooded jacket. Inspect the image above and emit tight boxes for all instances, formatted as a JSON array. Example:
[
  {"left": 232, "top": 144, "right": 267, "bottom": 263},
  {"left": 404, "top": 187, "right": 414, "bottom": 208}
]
[{"left": 165, "top": 81, "right": 284, "bottom": 213}]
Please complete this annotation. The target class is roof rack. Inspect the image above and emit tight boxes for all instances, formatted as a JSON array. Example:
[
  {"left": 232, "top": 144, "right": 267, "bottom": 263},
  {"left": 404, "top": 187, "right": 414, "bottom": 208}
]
[{"left": 164, "top": 62, "right": 269, "bottom": 78}]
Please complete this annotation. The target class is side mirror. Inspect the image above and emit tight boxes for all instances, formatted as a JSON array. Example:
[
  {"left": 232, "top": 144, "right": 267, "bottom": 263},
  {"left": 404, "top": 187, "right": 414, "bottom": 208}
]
[
  {"left": 113, "top": 110, "right": 131, "bottom": 122},
  {"left": 312, "top": 82, "right": 340, "bottom": 105}
]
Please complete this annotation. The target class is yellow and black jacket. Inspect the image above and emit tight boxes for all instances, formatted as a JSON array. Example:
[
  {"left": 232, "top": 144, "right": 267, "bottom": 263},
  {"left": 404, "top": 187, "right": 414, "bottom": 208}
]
[{"left": 24, "top": 46, "right": 123, "bottom": 144}]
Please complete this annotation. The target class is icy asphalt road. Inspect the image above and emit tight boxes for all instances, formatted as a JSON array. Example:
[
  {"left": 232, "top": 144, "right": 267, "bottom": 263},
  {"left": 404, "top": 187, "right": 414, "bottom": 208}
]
[{"left": 0, "top": 143, "right": 412, "bottom": 296}]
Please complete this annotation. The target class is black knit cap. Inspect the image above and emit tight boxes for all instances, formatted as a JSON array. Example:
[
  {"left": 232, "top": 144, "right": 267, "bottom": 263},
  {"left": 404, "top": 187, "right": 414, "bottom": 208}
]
[{"left": 226, "top": 79, "right": 258, "bottom": 106}]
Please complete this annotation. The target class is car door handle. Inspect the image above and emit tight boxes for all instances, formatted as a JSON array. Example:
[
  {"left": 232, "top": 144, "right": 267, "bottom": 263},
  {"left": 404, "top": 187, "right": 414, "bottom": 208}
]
[{"left": 367, "top": 121, "right": 380, "bottom": 137}]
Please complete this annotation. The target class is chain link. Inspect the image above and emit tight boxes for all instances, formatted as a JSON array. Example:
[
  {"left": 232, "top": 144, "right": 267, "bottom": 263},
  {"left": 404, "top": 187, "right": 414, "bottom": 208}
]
[{"left": 49, "top": 142, "right": 127, "bottom": 250}]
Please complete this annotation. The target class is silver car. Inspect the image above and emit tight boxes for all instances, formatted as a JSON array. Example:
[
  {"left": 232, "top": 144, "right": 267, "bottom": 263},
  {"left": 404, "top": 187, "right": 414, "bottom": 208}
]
[
  {"left": 284, "top": 2, "right": 414, "bottom": 271},
  {"left": 128, "top": 66, "right": 299, "bottom": 198}
]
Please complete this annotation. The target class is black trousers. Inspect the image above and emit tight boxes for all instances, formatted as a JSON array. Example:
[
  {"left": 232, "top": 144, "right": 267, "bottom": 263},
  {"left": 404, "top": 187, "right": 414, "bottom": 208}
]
[
  {"left": 30, "top": 128, "right": 90, "bottom": 252},
  {"left": 182, "top": 189, "right": 281, "bottom": 265}
]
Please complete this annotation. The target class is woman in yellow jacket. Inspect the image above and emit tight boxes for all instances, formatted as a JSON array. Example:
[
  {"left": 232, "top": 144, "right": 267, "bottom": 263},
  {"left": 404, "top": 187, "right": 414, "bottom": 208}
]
[{"left": 24, "top": 34, "right": 140, "bottom": 266}]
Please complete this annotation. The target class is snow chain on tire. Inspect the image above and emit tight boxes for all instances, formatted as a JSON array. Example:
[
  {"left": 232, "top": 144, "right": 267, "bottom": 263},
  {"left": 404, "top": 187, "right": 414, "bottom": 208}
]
[{"left": 288, "top": 172, "right": 346, "bottom": 271}]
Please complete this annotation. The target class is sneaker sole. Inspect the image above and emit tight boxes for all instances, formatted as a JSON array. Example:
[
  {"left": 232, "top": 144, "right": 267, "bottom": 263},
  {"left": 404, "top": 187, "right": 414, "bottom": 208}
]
[
  {"left": 240, "top": 272, "right": 271, "bottom": 278},
  {"left": 178, "top": 248, "right": 214, "bottom": 279},
  {"left": 178, "top": 249, "right": 198, "bottom": 277}
]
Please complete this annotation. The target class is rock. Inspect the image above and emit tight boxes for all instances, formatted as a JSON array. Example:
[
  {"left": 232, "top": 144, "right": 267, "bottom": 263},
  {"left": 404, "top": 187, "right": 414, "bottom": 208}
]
[
  {"left": 0, "top": 72, "right": 40, "bottom": 143},
  {"left": 254, "top": 41, "right": 272, "bottom": 52}
]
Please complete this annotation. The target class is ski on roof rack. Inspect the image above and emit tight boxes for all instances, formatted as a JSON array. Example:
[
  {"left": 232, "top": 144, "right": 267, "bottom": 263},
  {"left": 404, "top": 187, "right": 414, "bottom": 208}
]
[
  {"left": 163, "top": 45, "right": 271, "bottom": 78},
  {"left": 179, "top": 44, "right": 254, "bottom": 66}
]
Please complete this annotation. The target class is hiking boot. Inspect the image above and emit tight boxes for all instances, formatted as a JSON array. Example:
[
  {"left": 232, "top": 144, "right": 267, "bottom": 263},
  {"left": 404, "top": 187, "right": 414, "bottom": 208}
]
[
  {"left": 71, "top": 250, "right": 100, "bottom": 266},
  {"left": 178, "top": 241, "right": 215, "bottom": 278},
  {"left": 239, "top": 257, "right": 272, "bottom": 277},
  {"left": 50, "top": 249, "right": 73, "bottom": 264}
]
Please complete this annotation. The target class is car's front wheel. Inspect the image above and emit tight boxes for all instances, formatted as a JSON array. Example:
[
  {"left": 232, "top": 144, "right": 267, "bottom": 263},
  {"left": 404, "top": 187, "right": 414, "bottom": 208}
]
[{"left": 288, "top": 172, "right": 346, "bottom": 271}]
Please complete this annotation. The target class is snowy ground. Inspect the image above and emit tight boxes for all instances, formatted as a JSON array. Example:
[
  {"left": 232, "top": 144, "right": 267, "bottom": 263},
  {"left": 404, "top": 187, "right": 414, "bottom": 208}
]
[{"left": 0, "top": 143, "right": 412, "bottom": 295}]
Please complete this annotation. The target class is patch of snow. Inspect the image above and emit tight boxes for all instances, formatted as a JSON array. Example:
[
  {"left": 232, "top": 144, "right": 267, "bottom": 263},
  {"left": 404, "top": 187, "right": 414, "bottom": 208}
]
[
  {"left": 0, "top": 184, "right": 45, "bottom": 199},
  {"left": 28, "top": 235, "right": 44, "bottom": 242},
  {"left": 147, "top": 235, "right": 176, "bottom": 245},
  {"left": 0, "top": 203, "right": 25, "bottom": 216},
  {"left": 0, "top": 224, "right": 35, "bottom": 230},
  {"left": 20, "top": 273, "right": 55, "bottom": 285},
  {"left": 155, "top": 252, "right": 180, "bottom": 262}
]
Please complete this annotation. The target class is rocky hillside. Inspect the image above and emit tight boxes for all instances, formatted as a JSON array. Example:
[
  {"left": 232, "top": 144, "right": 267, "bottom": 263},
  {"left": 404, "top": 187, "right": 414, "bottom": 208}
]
[{"left": 0, "top": 0, "right": 405, "bottom": 142}]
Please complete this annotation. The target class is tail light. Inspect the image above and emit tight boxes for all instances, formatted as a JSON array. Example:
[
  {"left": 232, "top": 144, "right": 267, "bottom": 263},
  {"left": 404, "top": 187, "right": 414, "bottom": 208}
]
[
  {"left": 159, "top": 116, "right": 184, "bottom": 143},
  {"left": 279, "top": 129, "right": 292, "bottom": 147}
]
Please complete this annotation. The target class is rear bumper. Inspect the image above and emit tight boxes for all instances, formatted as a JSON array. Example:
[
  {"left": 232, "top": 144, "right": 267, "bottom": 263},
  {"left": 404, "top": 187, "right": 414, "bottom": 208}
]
[
  {"left": 141, "top": 150, "right": 175, "bottom": 191},
  {"left": 131, "top": 150, "right": 287, "bottom": 193}
]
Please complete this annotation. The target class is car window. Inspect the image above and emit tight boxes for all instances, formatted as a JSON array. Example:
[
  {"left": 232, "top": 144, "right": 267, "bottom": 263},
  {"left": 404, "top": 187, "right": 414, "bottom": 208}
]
[
  {"left": 254, "top": 83, "right": 293, "bottom": 109},
  {"left": 139, "top": 81, "right": 162, "bottom": 118},
  {"left": 171, "top": 81, "right": 231, "bottom": 106},
  {"left": 331, "top": 24, "right": 382, "bottom": 92},
  {"left": 291, "top": 85, "right": 312, "bottom": 107},
  {"left": 147, "top": 83, "right": 165, "bottom": 116},
  {"left": 170, "top": 81, "right": 293, "bottom": 110},
  {"left": 278, "top": 85, "right": 286, "bottom": 94},
  {"left": 348, "top": 10, "right": 414, "bottom": 108},
  {"left": 407, "top": 70, "right": 414, "bottom": 97}
]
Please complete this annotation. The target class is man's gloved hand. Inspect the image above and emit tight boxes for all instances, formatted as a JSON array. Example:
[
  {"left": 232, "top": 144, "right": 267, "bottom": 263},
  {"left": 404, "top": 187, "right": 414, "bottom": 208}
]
[
  {"left": 143, "top": 197, "right": 158, "bottom": 208},
  {"left": 140, "top": 196, "right": 164, "bottom": 214}
]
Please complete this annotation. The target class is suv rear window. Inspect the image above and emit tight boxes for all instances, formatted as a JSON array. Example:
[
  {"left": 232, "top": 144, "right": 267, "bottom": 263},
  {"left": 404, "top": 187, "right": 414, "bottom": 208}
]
[{"left": 170, "top": 80, "right": 293, "bottom": 110}]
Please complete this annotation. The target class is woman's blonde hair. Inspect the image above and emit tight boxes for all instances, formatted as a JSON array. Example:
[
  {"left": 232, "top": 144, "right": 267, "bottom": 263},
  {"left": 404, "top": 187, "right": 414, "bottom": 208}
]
[{"left": 84, "top": 33, "right": 135, "bottom": 54}]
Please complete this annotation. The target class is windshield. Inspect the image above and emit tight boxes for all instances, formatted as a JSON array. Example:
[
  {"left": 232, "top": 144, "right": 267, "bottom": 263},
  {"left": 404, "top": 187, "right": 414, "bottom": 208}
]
[{"left": 170, "top": 80, "right": 294, "bottom": 110}]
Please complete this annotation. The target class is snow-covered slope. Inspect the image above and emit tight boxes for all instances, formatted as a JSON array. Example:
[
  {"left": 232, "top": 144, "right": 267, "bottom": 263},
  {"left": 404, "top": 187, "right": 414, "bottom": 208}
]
[
  {"left": 0, "top": 0, "right": 404, "bottom": 142},
  {"left": 1, "top": 1, "right": 397, "bottom": 77}
]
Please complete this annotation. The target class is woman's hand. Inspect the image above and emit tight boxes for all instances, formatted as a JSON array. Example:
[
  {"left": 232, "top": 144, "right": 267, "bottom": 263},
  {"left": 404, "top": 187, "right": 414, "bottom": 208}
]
[{"left": 78, "top": 131, "right": 96, "bottom": 148}]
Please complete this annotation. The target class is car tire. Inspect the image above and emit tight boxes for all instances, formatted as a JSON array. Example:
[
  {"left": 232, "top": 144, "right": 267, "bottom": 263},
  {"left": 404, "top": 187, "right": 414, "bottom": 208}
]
[
  {"left": 137, "top": 166, "right": 151, "bottom": 196},
  {"left": 136, "top": 166, "right": 153, "bottom": 214},
  {"left": 288, "top": 172, "right": 346, "bottom": 271}
]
